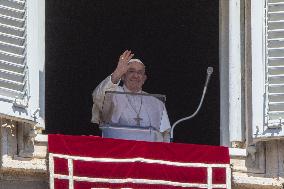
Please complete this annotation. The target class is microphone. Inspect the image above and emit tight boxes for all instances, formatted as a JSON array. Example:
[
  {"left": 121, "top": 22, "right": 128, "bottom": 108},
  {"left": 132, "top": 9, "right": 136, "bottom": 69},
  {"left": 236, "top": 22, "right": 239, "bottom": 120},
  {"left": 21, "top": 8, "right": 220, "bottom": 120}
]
[
  {"left": 170, "top": 67, "right": 214, "bottom": 142},
  {"left": 204, "top": 67, "right": 213, "bottom": 89},
  {"left": 207, "top": 66, "right": 213, "bottom": 75}
]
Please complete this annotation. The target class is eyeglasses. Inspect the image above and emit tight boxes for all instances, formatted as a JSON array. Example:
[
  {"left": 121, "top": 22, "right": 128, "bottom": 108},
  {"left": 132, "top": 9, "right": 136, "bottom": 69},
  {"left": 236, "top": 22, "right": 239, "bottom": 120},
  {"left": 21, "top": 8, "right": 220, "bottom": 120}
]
[{"left": 127, "top": 69, "right": 145, "bottom": 76}]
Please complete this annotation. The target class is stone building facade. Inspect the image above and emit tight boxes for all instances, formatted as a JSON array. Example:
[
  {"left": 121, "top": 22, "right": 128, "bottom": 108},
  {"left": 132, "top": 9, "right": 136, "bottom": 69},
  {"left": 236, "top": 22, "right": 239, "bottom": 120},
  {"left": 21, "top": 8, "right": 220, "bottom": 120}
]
[{"left": 1, "top": 0, "right": 284, "bottom": 188}]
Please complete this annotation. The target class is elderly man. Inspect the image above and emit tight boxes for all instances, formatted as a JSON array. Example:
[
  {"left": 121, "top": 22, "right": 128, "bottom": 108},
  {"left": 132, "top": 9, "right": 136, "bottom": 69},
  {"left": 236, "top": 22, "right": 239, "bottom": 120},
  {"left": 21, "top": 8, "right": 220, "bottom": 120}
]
[{"left": 91, "top": 50, "right": 171, "bottom": 142}]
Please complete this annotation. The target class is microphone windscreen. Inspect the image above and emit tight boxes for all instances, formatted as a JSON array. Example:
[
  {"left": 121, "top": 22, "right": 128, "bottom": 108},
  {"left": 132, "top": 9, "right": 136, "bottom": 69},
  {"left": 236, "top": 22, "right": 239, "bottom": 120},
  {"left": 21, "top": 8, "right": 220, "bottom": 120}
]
[{"left": 207, "top": 67, "right": 213, "bottom": 74}]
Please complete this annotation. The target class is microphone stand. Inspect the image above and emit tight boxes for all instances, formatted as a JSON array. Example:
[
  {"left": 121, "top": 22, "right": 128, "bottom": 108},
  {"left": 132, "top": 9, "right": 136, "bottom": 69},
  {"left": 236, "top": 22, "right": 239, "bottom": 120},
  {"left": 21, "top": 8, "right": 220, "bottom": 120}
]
[{"left": 170, "top": 67, "right": 213, "bottom": 142}]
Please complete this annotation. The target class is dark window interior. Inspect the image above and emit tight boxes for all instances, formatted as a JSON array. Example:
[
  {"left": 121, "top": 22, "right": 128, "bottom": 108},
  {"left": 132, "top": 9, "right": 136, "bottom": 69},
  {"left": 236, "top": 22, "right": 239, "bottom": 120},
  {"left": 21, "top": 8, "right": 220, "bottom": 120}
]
[{"left": 45, "top": 0, "right": 220, "bottom": 145}]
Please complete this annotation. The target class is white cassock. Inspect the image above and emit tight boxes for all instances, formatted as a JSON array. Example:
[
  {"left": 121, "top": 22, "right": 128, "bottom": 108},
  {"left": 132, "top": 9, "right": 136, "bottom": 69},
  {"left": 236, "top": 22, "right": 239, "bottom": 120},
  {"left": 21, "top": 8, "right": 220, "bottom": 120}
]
[{"left": 91, "top": 75, "right": 171, "bottom": 142}]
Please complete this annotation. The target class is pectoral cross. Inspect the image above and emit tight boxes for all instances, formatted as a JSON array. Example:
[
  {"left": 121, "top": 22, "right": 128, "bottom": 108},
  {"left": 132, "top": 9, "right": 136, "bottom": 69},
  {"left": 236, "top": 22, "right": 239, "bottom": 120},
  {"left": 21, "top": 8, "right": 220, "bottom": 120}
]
[{"left": 134, "top": 114, "right": 143, "bottom": 126}]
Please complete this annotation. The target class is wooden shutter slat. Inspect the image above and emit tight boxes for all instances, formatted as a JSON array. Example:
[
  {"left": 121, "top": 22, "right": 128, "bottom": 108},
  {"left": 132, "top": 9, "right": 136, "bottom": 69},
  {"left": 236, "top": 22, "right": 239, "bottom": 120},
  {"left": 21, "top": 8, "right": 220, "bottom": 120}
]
[{"left": 0, "top": 0, "right": 26, "bottom": 99}]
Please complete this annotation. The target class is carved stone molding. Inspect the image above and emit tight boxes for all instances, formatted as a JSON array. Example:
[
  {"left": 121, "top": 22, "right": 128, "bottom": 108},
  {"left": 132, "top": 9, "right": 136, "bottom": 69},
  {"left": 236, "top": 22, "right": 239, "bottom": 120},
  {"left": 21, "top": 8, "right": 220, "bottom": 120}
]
[
  {"left": 17, "top": 123, "right": 37, "bottom": 158},
  {"left": 0, "top": 117, "right": 37, "bottom": 159},
  {"left": 0, "top": 118, "right": 17, "bottom": 157},
  {"left": 246, "top": 142, "right": 265, "bottom": 174}
]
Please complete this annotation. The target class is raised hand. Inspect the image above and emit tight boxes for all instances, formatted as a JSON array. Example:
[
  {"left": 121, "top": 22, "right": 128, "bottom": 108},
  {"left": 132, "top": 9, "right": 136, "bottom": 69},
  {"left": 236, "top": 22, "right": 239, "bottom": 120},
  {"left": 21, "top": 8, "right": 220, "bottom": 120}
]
[{"left": 111, "top": 50, "right": 134, "bottom": 84}]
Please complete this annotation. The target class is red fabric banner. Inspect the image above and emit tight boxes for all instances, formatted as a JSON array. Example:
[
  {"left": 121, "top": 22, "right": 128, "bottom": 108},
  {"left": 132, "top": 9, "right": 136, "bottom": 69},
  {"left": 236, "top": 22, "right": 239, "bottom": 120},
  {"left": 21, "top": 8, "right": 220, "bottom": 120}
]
[{"left": 48, "top": 134, "right": 230, "bottom": 189}]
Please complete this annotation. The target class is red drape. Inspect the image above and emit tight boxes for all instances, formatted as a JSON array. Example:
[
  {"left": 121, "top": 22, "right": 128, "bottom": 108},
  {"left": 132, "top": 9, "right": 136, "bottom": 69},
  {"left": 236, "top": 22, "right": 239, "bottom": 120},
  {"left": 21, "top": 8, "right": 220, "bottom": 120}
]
[{"left": 48, "top": 134, "right": 230, "bottom": 189}]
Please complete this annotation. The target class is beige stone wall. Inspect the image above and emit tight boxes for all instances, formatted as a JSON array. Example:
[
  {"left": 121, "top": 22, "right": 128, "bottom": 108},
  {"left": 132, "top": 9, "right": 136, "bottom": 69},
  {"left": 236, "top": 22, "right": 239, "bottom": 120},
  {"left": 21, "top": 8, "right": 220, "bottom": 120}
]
[
  {"left": 231, "top": 141, "right": 284, "bottom": 189},
  {"left": 0, "top": 117, "right": 48, "bottom": 189},
  {"left": 1, "top": 115, "right": 284, "bottom": 189}
]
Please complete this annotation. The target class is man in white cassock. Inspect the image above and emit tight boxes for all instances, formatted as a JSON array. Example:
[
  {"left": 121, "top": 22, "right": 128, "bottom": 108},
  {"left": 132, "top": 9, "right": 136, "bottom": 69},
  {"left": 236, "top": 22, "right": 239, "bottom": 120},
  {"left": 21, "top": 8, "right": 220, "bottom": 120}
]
[{"left": 91, "top": 50, "right": 171, "bottom": 142}]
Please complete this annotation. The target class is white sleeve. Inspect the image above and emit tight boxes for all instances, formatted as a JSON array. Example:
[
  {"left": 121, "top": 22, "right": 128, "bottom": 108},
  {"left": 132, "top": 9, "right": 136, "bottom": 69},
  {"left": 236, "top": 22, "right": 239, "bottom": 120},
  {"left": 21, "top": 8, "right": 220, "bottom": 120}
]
[
  {"left": 160, "top": 107, "right": 171, "bottom": 133},
  {"left": 91, "top": 75, "right": 120, "bottom": 123}
]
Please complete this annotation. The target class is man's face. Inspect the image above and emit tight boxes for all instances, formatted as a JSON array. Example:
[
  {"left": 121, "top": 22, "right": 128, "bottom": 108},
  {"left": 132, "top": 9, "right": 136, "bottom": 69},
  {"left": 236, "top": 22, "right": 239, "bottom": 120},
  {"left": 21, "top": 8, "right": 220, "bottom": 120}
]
[{"left": 122, "top": 61, "right": 147, "bottom": 92}]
